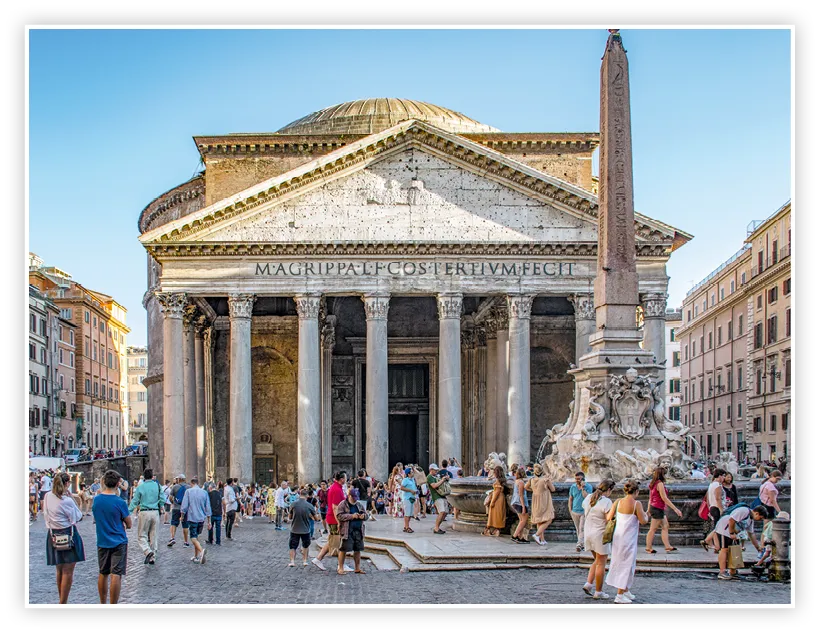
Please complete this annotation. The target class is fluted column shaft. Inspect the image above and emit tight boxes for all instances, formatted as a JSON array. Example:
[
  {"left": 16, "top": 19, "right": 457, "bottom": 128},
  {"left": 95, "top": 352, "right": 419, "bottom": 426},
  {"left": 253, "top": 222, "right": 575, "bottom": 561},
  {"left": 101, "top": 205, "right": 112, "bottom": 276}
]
[
  {"left": 570, "top": 293, "right": 597, "bottom": 362},
  {"left": 362, "top": 294, "right": 390, "bottom": 482},
  {"left": 321, "top": 316, "right": 336, "bottom": 481},
  {"left": 295, "top": 295, "right": 322, "bottom": 485},
  {"left": 194, "top": 318, "right": 206, "bottom": 480},
  {"left": 495, "top": 305, "right": 510, "bottom": 454},
  {"left": 437, "top": 294, "right": 463, "bottom": 464},
  {"left": 183, "top": 308, "right": 198, "bottom": 479},
  {"left": 157, "top": 292, "right": 186, "bottom": 482},
  {"left": 484, "top": 325, "right": 499, "bottom": 456},
  {"left": 228, "top": 294, "right": 254, "bottom": 483},
  {"left": 507, "top": 295, "right": 534, "bottom": 467}
]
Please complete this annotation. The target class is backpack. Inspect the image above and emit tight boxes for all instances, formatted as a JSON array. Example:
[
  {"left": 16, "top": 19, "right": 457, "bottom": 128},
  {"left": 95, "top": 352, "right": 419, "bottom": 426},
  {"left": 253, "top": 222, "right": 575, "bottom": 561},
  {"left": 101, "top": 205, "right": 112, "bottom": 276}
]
[
  {"left": 174, "top": 484, "right": 189, "bottom": 506},
  {"left": 720, "top": 502, "right": 751, "bottom": 518}
]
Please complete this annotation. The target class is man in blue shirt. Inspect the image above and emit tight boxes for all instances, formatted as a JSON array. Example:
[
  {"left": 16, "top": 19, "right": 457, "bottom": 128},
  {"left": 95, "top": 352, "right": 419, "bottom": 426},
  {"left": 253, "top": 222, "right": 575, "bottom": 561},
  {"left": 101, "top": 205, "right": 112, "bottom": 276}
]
[
  {"left": 92, "top": 470, "right": 132, "bottom": 604},
  {"left": 180, "top": 476, "right": 212, "bottom": 564},
  {"left": 568, "top": 471, "right": 593, "bottom": 552},
  {"left": 399, "top": 468, "right": 418, "bottom": 534}
]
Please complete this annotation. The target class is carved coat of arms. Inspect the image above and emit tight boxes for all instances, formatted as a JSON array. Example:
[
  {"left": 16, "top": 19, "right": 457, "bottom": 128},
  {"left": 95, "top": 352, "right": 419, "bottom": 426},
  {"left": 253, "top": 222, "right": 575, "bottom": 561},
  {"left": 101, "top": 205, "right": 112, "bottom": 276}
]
[{"left": 608, "top": 368, "right": 653, "bottom": 440}]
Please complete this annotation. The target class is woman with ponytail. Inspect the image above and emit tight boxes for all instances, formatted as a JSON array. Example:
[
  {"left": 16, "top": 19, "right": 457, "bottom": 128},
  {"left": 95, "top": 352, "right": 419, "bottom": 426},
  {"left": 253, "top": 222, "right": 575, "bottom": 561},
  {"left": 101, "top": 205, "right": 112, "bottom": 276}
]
[
  {"left": 581, "top": 479, "right": 615, "bottom": 599},
  {"left": 43, "top": 472, "right": 86, "bottom": 603},
  {"left": 605, "top": 479, "right": 649, "bottom": 604}
]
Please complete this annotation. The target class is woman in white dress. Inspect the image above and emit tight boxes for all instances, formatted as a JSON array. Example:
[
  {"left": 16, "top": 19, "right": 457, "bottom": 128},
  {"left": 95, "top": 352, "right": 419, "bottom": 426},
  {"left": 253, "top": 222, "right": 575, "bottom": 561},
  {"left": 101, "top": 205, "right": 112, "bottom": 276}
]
[
  {"left": 581, "top": 479, "right": 615, "bottom": 600},
  {"left": 605, "top": 479, "right": 649, "bottom": 604}
]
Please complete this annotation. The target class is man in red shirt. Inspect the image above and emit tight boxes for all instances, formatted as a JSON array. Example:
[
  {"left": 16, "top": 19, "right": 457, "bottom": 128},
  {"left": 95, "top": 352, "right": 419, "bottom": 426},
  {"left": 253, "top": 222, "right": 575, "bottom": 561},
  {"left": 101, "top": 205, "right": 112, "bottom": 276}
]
[{"left": 311, "top": 471, "right": 347, "bottom": 571}]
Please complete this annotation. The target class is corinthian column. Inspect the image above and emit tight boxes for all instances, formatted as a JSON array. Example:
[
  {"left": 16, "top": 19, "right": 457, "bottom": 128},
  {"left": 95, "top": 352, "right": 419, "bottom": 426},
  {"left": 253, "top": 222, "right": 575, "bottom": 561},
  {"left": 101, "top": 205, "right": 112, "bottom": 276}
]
[
  {"left": 156, "top": 292, "right": 186, "bottom": 481},
  {"left": 362, "top": 294, "right": 390, "bottom": 482},
  {"left": 228, "top": 293, "right": 254, "bottom": 483},
  {"left": 507, "top": 295, "right": 534, "bottom": 467},
  {"left": 641, "top": 292, "right": 668, "bottom": 390},
  {"left": 182, "top": 305, "right": 198, "bottom": 479},
  {"left": 295, "top": 294, "right": 322, "bottom": 485},
  {"left": 484, "top": 318, "right": 498, "bottom": 457},
  {"left": 495, "top": 303, "right": 510, "bottom": 454},
  {"left": 321, "top": 316, "right": 336, "bottom": 481},
  {"left": 437, "top": 293, "right": 462, "bottom": 463},
  {"left": 194, "top": 316, "right": 207, "bottom": 480},
  {"left": 569, "top": 293, "right": 596, "bottom": 362}
]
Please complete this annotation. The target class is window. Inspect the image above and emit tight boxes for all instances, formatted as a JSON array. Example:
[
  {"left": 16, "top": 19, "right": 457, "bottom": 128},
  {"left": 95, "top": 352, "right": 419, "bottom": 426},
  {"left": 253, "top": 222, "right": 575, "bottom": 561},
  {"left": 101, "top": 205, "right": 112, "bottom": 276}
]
[
  {"left": 738, "top": 403, "right": 743, "bottom": 419},
  {"left": 108, "top": 352, "right": 113, "bottom": 368},
  {"left": 737, "top": 365, "right": 743, "bottom": 391},
  {"left": 741, "top": 272, "right": 747, "bottom": 285},
  {"left": 684, "top": 385, "right": 688, "bottom": 403},
  {"left": 93, "top": 343, "right": 97, "bottom": 361},
  {"left": 717, "top": 434, "right": 722, "bottom": 453},
  {"left": 29, "top": 313, "right": 36, "bottom": 332},
  {"left": 93, "top": 316, "right": 97, "bottom": 328},
  {"left": 727, "top": 405, "right": 731, "bottom": 420},
  {"left": 757, "top": 295, "right": 763, "bottom": 310},
  {"left": 699, "top": 336, "right": 704, "bottom": 354},
  {"left": 770, "top": 415, "right": 777, "bottom": 434},
  {"left": 59, "top": 348, "right": 64, "bottom": 364},
  {"left": 726, "top": 432, "right": 733, "bottom": 452},
  {"left": 755, "top": 367, "right": 763, "bottom": 395},
  {"left": 783, "top": 278, "right": 791, "bottom": 295},
  {"left": 730, "top": 280, "right": 735, "bottom": 293},
  {"left": 758, "top": 251, "right": 764, "bottom": 273},
  {"left": 727, "top": 368, "right": 733, "bottom": 392},
  {"left": 703, "top": 300, "right": 707, "bottom": 312},
  {"left": 708, "top": 409, "right": 712, "bottom": 424},
  {"left": 708, "top": 332, "right": 713, "bottom": 349},
  {"left": 687, "top": 309, "right": 692, "bottom": 322},
  {"left": 753, "top": 417, "right": 762, "bottom": 433},
  {"left": 29, "top": 343, "right": 36, "bottom": 360},
  {"left": 767, "top": 316, "right": 778, "bottom": 344},
  {"left": 707, "top": 435, "right": 713, "bottom": 456},
  {"left": 69, "top": 331, "right": 74, "bottom": 346},
  {"left": 720, "top": 288, "right": 724, "bottom": 301},
  {"left": 728, "top": 321, "right": 733, "bottom": 341},
  {"left": 710, "top": 294, "right": 715, "bottom": 307},
  {"left": 93, "top": 381, "right": 98, "bottom": 396},
  {"left": 669, "top": 379, "right": 681, "bottom": 393},
  {"left": 772, "top": 239, "right": 778, "bottom": 264},
  {"left": 694, "top": 305, "right": 699, "bottom": 317},
  {"left": 668, "top": 406, "right": 680, "bottom": 421},
  {"left": 785, "top": 358, "right": 791, "bottom": 387},
  {"left": 700, "top": 411, "right": 704, "bottom": 425},
  {"left": 738, "top": 314, "right": 744, "bottom": 334},
  {"left": 40, "top": 347, "right": 46, "bottom": 364},
  {"left": 786, "top": 308, "right": 791, "bottom": 337},
  {"left": 718, "top": 327, "right": 722, "bottom": 346},
  {"left": 754, "top": 323, "right": 764, "bottom": 349},
  {"left": 781, "top": 413, "right": 788, "bottom": 431},
  {"left": 669, "top": 329, "right": 676, "bottom": 342},
  {"left": 85, "top": 378, "right": 91, "bottom": 394},
  {"left": 717, "top": 407, "right": 722, "bottom": 422},
  {"left": 699, "top": 380, "right": 704, "bottom": 400},
  {"left": 137, "top": 392, "right": 146, "bottom": 402},
  {"left": 70, "top": 352, "right": 74, "bottom": 367},
  {"left": 672, "top": 351, "right": 680, "bottom": 367},
  {"left": 768, "top": 287, "right": 778, "bottom": 304},
  {"left": 71, "top": 378, "right": 75, "bottom": 393},
  {"left": 769, "top": 363, "right": 777, "bottom": 392}
]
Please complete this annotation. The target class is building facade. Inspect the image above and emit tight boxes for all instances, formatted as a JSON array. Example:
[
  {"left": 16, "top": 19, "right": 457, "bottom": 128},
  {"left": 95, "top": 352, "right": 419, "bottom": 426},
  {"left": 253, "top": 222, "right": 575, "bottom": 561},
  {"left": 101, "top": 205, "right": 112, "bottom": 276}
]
[
  {"left": 678, "top": 202, "right": 791, "bottom": 463},
  {"left": 127, "top": 346, "right": 149, "bottom": 444},
  {"left": 29, "top": 257, "right": 130, "bottom": 453},
  {"left": 665, "top": 309, "right": 682, "bottom": 424},
  {"left": 138, "top": 99, "right": 691, "bottom": 485},
  {"left": 29, "top": 284, "right": 54, "bottom": 455}
]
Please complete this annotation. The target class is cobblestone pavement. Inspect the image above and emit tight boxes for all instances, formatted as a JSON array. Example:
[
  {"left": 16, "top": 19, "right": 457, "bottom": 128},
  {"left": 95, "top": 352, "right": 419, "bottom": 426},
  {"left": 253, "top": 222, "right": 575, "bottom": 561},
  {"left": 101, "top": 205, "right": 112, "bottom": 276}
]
[{"left": 28, "top": 514, "right": 790, "bottom": 605}]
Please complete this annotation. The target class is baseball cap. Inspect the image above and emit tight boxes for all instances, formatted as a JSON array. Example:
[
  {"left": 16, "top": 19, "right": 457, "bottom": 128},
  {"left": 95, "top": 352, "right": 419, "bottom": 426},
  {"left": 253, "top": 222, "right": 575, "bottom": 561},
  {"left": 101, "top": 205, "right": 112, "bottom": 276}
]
[
  {"left": 404, "top": 467, "right": 412, "bottom": 475},
  {"left": 349, "top": 488, "right": 360, "bottom": 501},
  {"left": 178, "top": 473, "right": 186, "bottom": 479},
  {"left": 429, "top": 463, "right": 439, "bottom": 470}
]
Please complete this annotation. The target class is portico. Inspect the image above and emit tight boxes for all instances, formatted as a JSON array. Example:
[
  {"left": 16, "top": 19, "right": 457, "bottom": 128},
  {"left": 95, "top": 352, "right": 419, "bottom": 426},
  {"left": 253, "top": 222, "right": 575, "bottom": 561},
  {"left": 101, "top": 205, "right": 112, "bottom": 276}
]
[{"left": 139, "top": 100, "right": 689, "bottom": 484}]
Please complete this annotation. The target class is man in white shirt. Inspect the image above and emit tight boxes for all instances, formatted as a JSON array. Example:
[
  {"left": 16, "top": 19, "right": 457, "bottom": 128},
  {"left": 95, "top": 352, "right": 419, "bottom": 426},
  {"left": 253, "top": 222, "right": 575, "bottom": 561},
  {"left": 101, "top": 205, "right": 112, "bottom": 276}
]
[
  {"left": 274, "top": 481, "right": 288, "bottom": 531},
  {"left": 445, "top": 458, "right": 461, "bottom": 480},
  {"left": 222, "top": 478, "right": 238, "bottom": 540},
  {"left": 716, "top": 504, "right": 764, "bottom": 580},
  {"left": 39, "top": 472, "right": 53, "bottom": 504}
]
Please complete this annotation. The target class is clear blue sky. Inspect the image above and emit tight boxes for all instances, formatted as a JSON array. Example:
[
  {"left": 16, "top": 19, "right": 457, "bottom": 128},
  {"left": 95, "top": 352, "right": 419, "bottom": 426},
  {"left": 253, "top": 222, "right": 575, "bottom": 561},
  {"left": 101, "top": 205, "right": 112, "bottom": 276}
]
[{"left": 29, "top": 28, "right": 791, "bottom": 345}]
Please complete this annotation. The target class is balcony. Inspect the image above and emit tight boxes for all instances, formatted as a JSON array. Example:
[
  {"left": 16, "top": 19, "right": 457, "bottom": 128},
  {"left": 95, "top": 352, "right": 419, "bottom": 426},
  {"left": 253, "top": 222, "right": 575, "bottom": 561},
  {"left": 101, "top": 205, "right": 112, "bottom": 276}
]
[{"left": 751, "top": 246, "right": 791, "bottom": 279}]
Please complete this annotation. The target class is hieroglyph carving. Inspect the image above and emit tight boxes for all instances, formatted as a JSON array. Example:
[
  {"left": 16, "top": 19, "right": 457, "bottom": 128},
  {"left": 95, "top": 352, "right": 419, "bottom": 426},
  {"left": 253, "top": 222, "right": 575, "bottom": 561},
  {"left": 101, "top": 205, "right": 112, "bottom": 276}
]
[
  {"left": 362, "top": 294, "right": 390, "bottom": 321},
  {"left": 228, "top": 293, "right": 255, "bottom": 320},
  {"left": 155, "top": 292, "right": 187, "bottom": 319},
  {"left": 294, "top": 295, "right": 321, "bottom": 320},
  {"left": 436, "top": 294, "right": 463, "bottom": 320},
  {"left": 507, "top": 295, "right": 535, "bottom": 320},
  {"left": 607, "top": 367, "right": 653, "bottom": 440}
]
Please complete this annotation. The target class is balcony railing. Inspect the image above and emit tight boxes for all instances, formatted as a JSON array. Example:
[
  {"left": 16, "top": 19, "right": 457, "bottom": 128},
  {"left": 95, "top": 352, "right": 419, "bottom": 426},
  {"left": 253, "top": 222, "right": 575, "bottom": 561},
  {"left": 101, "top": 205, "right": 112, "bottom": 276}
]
[{"left": 751, "top": 245, "right": 791, "bottom": 278}]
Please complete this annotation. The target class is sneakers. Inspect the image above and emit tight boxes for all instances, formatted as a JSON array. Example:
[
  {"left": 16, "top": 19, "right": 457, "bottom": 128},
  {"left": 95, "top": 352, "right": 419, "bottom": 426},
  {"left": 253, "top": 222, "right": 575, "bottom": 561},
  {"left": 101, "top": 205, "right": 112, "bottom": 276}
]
[
  {"left": 582, "top": 583, "right": 595, "bottom": 596},
  {"left": 167, "top": 539, "right": 176, "bottom": 547},
  {"left": 717, "top": 571, "right": 733, "bottom": 581},
  {"left": 191, "top": 556, "right": 200, "bottom": 563},
  {"left": 433, "top": 529, "right": 446, "bottom": 535},
  {"left": 148, "top": 554, "right": 156, "bottom": 565},
  {"left": 576, "top": 544, "right": 583, "bottom": 552},
  {"left": 303, "top": 561, "right": 309, "bottom": 566},
  {"left": 624, "top": 590, "right": 636, "bottom": 601},
  {"left": 614, "top": 594, "right": 632, "bottom": 604},
  {"left": 288, "top": 562, "right": 295, "bottom": 567},
  {"left": 183, "top": 542, "right": 191, "bottom": 548},
  {"left": 200, "top": 549, "right": 206, "bottom": 564},
  {"left": 593, "top": 591, "right": 610, "bottom": 600},
  {"left": 533, "top": 535, "right": 544, "bottom": 545},
  {"left": 311, "top": 557, "right": 327, "bottom": 571},
  {"left": 144, "top": 553, "right": 153, "bottom": 565}
]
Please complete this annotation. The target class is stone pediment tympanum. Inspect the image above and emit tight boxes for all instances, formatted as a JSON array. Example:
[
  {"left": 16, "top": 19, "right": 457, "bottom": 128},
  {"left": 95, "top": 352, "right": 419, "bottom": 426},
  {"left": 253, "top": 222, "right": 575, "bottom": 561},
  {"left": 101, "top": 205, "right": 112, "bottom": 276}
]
[{"left": 140, "top": 120, "right": 689, "bottom": 254}]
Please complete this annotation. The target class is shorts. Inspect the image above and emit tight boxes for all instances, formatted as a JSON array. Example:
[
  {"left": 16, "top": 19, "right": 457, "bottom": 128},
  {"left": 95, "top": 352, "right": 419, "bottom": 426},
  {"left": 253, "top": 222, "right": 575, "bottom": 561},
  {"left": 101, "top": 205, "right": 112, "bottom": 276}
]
[
  {"left": 327, "top": 523, "right": 339, "bottom": 535},
  {"left": 649, "top": 506, "right": 666, "bottom": 520},
  {"left": 170, "top": 509, "right": 187, "bottom": 527},
  {"left": 188, "top": 521, "right": 205, "bottom": 540},
  {"left": 709, "top": 507, "right": 721, "bottom": 522},
  {"left": 718, "top": 533, "right": 737, "bottom": 549},
  {"left": 512, "top": 503, "right": 527, "bottom": 514},
  {"left": 434, "top": 498, "right": 448, "bottom": 513},
  {"left": 164, "top": 503, "right": 171, "bottom": 512},
  {"left": 402, "top": 499, "right": 416, "bottom": 516},
  {"left": 289, "top": 532, "right": 311, "bottom": 550},
  {"left": 342, "top": 529, "right": 365, "bottom": 553},
  {"left": 97, "top": 542, "right": 128, "bottom": 576}
]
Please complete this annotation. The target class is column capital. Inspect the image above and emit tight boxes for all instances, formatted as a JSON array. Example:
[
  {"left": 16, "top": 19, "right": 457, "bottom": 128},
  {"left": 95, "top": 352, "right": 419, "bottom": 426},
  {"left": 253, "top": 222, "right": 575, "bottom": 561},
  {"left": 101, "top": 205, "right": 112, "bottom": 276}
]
[
  {"left": 493, "top": 302, "right": 509, "bottom": 330},
  {"left": 155, "top": 292, "right": 188, "bottom": 319},
  {"left": 475, "top": 327, "right": 487, "bottom": 347},
  {"left": 460, "top": 328, "right": 475, "bottom": 351},
  {"left": 436, "top": 293, "right": 463, "bottom": 320},
  {"left": 321, "top": 315, "right": 337, "bottom": 349},
  {"left": 194, "top": 315, "right": 209, "bottom": 337},
  {"left": 569, "top": 293, "right": 596, "bottom": 321},
  {"left": 182, "top": 304, "right": 200, "bottom": 330},
  {"left": 362, "top": 294, "right": 390, "bottom": 321},
  {"left": 228, "top": 293, "right": 255, "bottom": 320},
  {"left": 203, "top": 326, "right": 214, "bottom": 350},
  {"left": 294, "top": 294, "right": 322, "bottom": 320},
  {"left": 507, "top": 294, "right": 535, "bottom": 320},
  {"left": 640, "top": 293, "right": 668, "bottom": 319}
]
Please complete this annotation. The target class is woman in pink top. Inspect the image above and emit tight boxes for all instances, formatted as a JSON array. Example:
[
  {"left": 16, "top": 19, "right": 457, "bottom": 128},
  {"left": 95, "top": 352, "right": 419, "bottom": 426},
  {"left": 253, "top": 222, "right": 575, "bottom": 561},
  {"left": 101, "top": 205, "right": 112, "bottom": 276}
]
[
  {"left": 644, "top": 467, "right": 682, "bottom": 554},
  {"left": 758, "top": 470, "right": 783, "bottom": 515}
]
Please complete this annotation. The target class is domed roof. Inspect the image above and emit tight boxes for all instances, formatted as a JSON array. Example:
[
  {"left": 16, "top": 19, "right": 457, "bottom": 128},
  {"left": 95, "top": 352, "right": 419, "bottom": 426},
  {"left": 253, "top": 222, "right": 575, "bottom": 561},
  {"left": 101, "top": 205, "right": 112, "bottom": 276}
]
[{"left": 276, "top": 98, "right": 500, "bottom": 136}]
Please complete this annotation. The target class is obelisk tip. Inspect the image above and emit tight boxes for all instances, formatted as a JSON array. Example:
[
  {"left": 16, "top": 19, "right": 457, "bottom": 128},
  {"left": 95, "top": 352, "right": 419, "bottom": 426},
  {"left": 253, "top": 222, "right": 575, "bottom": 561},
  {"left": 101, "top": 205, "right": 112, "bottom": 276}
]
[{"left": 603, "top": 29, "right": 626, "bottom": 57}]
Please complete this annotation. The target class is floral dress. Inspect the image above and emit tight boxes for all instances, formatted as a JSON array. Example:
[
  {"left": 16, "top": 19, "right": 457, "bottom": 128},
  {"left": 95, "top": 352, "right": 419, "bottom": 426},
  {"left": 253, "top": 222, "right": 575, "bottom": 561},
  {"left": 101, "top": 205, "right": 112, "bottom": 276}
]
[{"left": 389, "top": 474, "right": 404, "bottom": 518}]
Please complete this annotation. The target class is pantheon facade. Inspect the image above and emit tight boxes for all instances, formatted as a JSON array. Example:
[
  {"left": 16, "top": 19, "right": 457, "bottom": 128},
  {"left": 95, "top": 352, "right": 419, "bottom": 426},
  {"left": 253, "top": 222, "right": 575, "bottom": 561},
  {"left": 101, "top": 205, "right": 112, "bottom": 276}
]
[{"left": 138, "top": 99, "right": 691, "bottom": 485}]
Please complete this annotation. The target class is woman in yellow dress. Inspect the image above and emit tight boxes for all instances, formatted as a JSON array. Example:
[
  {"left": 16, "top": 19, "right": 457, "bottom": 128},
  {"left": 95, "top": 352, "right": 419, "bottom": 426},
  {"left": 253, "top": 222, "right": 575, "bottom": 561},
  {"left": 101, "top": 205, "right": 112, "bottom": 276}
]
[
  {"left": 525, "top": 463, "right": 556, "bottom": 545},
  {"left": 483, "top": 465, "right": 508, "bottom": 536}
]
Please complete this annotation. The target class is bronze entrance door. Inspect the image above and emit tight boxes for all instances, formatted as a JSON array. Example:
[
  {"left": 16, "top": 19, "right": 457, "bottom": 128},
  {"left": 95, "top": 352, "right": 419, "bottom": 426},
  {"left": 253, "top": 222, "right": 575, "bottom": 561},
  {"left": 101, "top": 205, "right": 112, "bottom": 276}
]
[
  {"left": 388, "top": 414, "right": 418, "bottom": 467},
  {"left": 254, "top": 457, "right": 276, "bottom": 486}
]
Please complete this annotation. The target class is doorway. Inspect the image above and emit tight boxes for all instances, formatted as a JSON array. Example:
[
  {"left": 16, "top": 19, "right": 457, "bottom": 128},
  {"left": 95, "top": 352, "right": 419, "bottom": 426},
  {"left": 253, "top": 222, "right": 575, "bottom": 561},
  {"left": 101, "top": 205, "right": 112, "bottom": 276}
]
[{"left": 389, "top": 414, "right": 419, "bottom": 467}]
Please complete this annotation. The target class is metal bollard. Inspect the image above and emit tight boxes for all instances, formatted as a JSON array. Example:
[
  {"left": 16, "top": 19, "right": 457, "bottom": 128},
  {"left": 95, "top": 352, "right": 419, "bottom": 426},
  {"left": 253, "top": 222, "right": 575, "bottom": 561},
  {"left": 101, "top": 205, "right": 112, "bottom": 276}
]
[{"left": 770, "top": 517, "right": 791, "bottom": 582}]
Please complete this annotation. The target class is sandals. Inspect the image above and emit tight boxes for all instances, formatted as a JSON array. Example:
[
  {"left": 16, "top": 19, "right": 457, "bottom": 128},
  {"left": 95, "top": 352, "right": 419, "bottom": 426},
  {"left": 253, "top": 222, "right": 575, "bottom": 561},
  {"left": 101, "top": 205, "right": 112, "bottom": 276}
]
[
  {"left": 665, "top": 547, "right": 678, "bottom": 552},
  {"left": 645, "top": 549, "right": 657, "bottom": 554},
  {"left": 354, "top": 569, "right": 366, "bottom": 574},
  {"left": 700, "top": 540, "right": 709, "bottom": 552},
  {"left": 403, "top": 527, "right": 415, "bottom": 533}
]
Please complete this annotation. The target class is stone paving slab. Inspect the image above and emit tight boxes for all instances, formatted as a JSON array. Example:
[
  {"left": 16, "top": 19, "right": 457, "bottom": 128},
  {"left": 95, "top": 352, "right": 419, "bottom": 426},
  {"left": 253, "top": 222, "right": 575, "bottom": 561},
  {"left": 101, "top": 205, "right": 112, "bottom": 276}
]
[{"left": 27, "top": 513, "right": 790, "bottom": 605}]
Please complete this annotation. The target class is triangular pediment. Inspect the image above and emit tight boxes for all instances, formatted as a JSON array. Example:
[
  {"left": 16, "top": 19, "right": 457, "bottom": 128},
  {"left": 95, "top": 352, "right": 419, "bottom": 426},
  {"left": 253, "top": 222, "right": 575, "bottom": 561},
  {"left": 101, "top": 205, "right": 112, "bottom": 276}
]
[{"left": 140, "top": 120, "right": 691, "bottom": 254}]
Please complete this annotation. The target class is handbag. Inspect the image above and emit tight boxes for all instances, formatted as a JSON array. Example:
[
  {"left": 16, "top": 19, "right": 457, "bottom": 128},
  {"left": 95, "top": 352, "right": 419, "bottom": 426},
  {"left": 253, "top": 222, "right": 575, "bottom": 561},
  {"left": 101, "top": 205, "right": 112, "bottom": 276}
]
[
  {"left": 50, "top": 526, "right": 74, "bottom": 551},
  {"left": 439, "top": 479, "right": 452, "bottom": 497},
  {"left": 728, "top": 543, "right": 744, "bottom": 569},
  {"left": 698, "top": 495, "right": 710, "bottom": 520},
  {"left": 602, "top": 501, "right": 619, "bottom": 545}
]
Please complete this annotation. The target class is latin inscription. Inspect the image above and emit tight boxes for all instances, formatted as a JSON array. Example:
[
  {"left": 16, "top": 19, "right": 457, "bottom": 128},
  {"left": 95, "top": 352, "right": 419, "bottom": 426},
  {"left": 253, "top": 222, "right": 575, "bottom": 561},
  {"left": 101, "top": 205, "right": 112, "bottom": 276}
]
[{"left": 253, "top": 261, "right": 578, "bottom": 278}]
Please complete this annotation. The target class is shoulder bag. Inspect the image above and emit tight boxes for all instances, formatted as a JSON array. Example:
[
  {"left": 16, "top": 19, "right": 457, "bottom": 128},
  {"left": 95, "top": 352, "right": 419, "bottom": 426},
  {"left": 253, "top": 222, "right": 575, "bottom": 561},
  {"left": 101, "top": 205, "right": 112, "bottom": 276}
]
[
  {"left": 602, "top": 500, "right": 619, "bottom": 545},
  {"left": 45, "top": 494, "right": 74, "bottom": 551},
  {"left": 698, "top": 494, "right": 710, "bottom": 520}
]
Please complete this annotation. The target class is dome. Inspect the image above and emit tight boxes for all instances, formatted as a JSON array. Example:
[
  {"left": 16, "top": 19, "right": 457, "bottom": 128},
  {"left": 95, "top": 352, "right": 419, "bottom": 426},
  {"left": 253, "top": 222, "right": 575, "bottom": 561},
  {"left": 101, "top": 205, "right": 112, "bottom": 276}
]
[{"left": 276, "top": 98, "right": 500, "bottom": 136}]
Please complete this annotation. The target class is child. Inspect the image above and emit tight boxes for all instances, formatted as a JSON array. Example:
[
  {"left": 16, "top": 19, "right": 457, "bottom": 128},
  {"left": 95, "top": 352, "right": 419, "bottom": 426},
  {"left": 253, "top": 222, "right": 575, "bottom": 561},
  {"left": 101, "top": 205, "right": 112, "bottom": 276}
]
[
  {"left": 753, "top": 508, "right": 775, "bottom": 570},
  {"left": 92, "top": 470, "right": 132, "bottom": 604}
]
